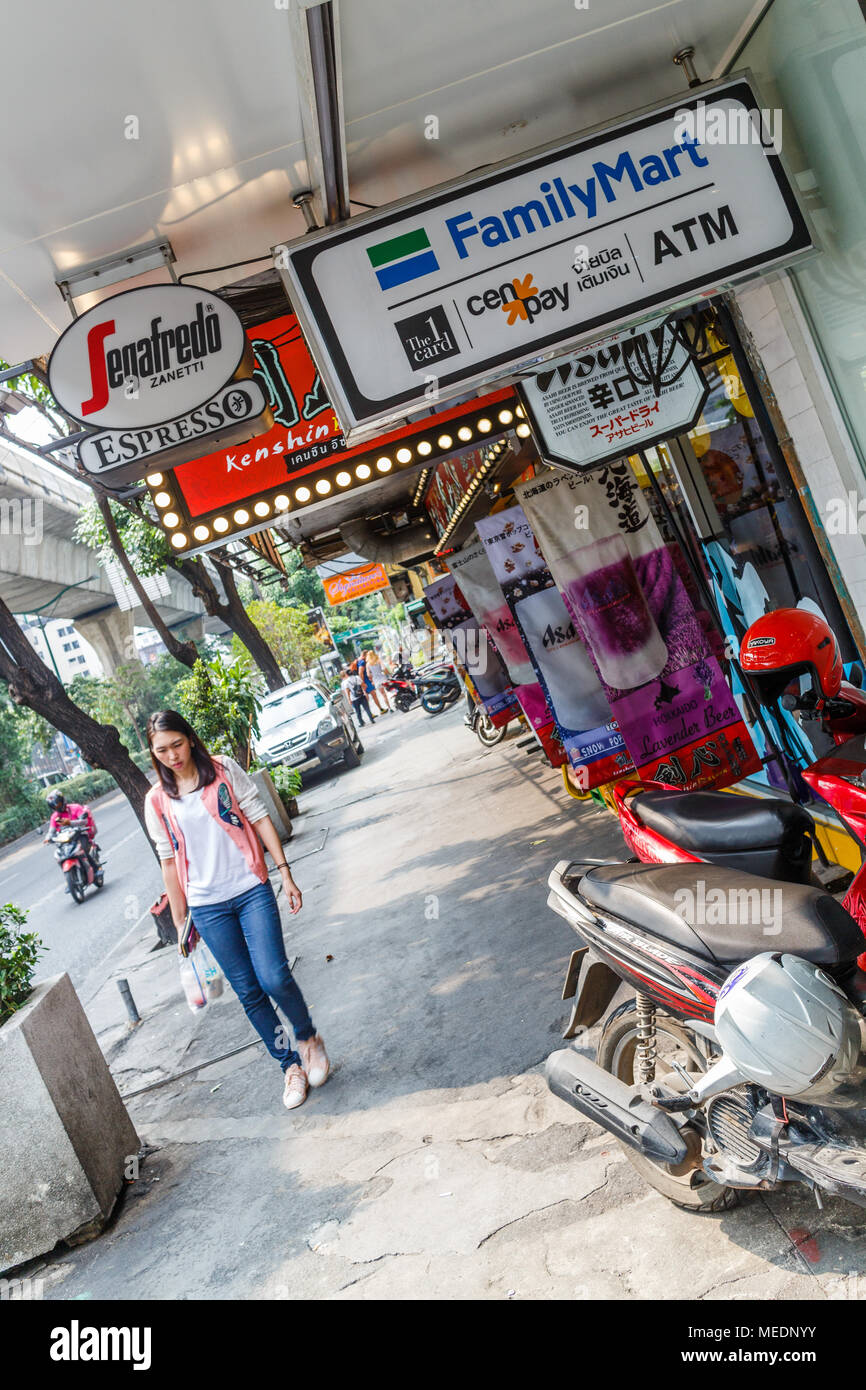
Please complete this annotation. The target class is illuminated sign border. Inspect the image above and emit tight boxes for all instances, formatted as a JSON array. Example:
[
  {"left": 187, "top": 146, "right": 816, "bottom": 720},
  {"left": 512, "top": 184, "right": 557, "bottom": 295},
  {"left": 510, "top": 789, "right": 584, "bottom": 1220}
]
[{"left": 146, "top": 389, "right": 526, "bottom": 555}]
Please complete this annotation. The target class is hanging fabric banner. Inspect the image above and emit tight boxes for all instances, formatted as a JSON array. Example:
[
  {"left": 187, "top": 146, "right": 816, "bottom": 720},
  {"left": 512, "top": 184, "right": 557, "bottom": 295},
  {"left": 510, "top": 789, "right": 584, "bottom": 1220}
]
[
  {"left": 515, "top": 466, "right": 761, "bottom": 790},
  {"left": 422, "top": 574, "right": 517, "bottom": 720},
  {"left": 447, "top": 538, "right": 552, "bottom": 736},
  {"left": 447, "top": 539, "right": 534, "bottom": 685},
  {"left": 475, "top": 505, "right": 628, "bottom": 781}
]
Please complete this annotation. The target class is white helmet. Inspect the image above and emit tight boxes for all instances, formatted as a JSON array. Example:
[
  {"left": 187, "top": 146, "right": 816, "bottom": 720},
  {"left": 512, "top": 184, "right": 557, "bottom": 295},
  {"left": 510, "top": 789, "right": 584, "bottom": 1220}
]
[{"left": 714, "top": 953, "right": 864, "bottom": 1102}]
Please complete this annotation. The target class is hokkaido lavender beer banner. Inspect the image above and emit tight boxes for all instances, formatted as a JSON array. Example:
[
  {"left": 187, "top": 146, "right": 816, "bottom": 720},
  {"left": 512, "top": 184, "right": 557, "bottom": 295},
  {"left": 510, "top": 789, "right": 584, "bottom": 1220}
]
[
  {"left": 475, "top": 506, "right": 630, "bottom": 782},
  {"left": 422, "top": 573, "right": 517, "bottom": 720},
  {"left": 515, "top": 466, "right": 760, "bottom": 790}
]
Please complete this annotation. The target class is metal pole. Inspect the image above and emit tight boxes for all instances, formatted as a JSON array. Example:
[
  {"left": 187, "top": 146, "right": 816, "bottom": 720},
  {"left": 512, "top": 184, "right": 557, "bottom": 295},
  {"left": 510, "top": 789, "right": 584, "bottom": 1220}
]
[
  {"left": 117, "top": 978, "right": 141, "bottom": 1026},
  {"left": 36, "top": 615, "right": 62, "bottom": 682}
]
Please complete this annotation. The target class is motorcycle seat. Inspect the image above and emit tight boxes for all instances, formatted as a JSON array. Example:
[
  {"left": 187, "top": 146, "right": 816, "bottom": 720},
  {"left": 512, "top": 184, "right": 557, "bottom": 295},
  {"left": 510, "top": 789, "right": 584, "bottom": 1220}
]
[
  {"left": 632, "top": 789, "right": 814, "bottom": 854},
  {"left": 580, "top": 862, "right": 863, "bottom": 971}
]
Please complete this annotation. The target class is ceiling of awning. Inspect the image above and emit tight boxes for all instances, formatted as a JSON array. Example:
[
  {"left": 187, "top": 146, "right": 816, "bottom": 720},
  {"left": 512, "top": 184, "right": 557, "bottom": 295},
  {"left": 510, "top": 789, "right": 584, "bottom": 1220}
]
[{"left": 0, "top": 0, "right": 768, "bottom": 363}]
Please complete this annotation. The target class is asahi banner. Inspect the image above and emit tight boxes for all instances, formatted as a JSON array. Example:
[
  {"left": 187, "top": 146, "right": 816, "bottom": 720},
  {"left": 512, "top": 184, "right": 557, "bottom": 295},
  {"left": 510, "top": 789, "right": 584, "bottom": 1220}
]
[
  {"left": 277, "top": 75, "right": 812, "bottom": 441},
  {"left": 48, "top": 284, "right": 249, "bottom": 430}
]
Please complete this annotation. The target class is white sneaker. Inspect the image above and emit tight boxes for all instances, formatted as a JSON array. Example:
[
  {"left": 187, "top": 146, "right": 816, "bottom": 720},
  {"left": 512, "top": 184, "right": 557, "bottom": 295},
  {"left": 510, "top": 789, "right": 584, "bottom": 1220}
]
[
  {"left": 298, "top": 1033, "right": 330, "bottom": 1088},
  {"left": 282, "top": 1063, "right": 308, "bottom": 1110}
]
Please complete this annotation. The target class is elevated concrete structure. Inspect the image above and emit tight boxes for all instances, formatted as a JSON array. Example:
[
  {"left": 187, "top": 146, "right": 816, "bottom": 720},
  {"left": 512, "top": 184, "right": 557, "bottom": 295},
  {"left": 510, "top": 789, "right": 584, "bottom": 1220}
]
[{"left": 0, "top": 439, "right": 209, "bottom": 671}]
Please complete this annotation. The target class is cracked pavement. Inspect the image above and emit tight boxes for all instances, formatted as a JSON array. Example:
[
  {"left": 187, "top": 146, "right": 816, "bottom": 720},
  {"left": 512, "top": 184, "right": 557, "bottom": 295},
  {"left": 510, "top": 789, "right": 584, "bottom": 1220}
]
[{"left": 24, "top": 706, "right": 866, "bottom": 1300}]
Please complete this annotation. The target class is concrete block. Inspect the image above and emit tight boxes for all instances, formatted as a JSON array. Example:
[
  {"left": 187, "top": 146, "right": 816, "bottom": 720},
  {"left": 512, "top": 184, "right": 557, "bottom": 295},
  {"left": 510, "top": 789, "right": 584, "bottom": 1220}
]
[
  {"left": 250, "top": 768, "right": 293, "bottom": 845},
  {"left": 0, "top": 974, "right": 139, "bottom": 1270}
]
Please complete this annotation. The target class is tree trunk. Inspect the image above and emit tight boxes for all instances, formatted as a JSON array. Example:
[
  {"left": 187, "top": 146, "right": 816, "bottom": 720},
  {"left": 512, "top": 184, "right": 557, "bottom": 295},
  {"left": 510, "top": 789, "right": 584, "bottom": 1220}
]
[
  {"left": 96, "top": 494, "right": 198, "bottom": 669},
  {"left": 0, "top": 596, "right": 155, "bottom": 852},
  {"left": 169, "top": 555, "right": 285, "bottom": 691}
]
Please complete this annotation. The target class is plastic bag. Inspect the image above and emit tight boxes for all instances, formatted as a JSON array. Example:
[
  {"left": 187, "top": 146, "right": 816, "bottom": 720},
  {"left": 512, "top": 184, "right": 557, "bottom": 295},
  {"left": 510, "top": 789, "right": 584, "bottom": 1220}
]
[
  {"left": 179, "top": 952, "right": 208, "bottom": 1012},
  {"left": 178, "top": 934, "right": 225, "bottom": 1012},
  {"left": 196, "top": 939, "right": 224, "bottom": 1001}
]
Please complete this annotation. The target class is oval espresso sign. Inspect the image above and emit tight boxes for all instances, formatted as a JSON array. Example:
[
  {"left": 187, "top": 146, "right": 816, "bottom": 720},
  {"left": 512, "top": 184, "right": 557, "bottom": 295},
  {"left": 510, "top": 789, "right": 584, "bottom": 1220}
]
[{"left": 48, "top": 284, "right": 247, "bottom": 430}]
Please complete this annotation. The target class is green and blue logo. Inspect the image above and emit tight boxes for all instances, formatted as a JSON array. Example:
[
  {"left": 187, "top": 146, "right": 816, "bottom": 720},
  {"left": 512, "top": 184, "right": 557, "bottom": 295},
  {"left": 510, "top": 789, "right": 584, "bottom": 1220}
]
[{"left": 367, "top": 228, "right": 440, "bottom": 291}]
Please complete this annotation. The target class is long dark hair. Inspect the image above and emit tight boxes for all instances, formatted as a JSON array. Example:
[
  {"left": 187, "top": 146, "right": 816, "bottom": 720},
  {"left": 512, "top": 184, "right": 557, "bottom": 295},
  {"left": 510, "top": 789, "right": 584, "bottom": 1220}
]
[{"left": 146, "top": 710, "right": 218, "bottom": 799}]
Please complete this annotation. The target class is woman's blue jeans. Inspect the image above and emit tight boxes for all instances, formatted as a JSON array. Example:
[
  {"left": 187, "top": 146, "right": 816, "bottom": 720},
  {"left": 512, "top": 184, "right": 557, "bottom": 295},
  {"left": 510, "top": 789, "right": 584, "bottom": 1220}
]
[{"left": 191, "top": 880, "right": 315, "bottom": 1072}]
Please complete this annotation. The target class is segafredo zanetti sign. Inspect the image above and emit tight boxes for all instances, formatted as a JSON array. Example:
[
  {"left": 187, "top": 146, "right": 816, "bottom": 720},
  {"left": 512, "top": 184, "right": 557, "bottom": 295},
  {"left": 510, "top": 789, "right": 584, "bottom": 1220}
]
[
  {"left": 277, "top": 74, "right": 812, "bottom": 442},
  {"left": 48, "top": 284, "right": 249, "bottom": 430}
]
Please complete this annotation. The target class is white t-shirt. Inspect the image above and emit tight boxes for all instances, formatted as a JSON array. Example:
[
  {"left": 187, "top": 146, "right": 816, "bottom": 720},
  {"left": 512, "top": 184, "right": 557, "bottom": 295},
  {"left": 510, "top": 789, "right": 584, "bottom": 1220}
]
[{"left": 171, "top": 786, "right": 262, "bottom": 907}]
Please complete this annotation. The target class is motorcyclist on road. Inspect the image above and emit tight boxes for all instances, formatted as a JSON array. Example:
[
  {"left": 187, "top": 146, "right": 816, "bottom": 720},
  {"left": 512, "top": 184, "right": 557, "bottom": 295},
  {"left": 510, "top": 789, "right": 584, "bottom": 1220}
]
[{"left": 44, "top": 791, "right": 101, "bottom": 880}]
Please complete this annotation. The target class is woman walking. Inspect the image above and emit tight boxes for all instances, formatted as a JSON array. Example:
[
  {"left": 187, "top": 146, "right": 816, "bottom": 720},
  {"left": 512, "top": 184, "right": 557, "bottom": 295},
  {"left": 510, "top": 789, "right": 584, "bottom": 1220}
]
[
  {"left": 365, "top": 648, "right": 390, "bottom": 713},
  {"left": 143, "top": 710, "right": 329, "bottom": 1111}
]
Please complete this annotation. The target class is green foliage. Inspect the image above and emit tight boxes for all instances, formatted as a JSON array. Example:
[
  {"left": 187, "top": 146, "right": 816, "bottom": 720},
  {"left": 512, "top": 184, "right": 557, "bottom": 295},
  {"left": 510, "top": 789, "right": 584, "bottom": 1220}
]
[
  {"left": 0, "top": 691, "right": 45, "bottom": 830},
  {"left": 268, "top": 764, "right": 303, "bottom": 800},
  {"left": 68, "top": 654, "right": 188, "bottom": 755},
  {"left": 0, "top": 805, "right": 44, "bottom": 846},
  {"left": 73, "top": 498, "right": 172, "bottom": 578},
  {"left": 230, "top": 600, "right": 321, "bottom": 684},
  {"left": 46, "top": 769, "right": 116, "bottom": 803},
  {"left": 174, "top": 658, "right": 260, "bottom": 765},
  {"left": 0, "top": 903, "right": 44, "bottom": 1027}
]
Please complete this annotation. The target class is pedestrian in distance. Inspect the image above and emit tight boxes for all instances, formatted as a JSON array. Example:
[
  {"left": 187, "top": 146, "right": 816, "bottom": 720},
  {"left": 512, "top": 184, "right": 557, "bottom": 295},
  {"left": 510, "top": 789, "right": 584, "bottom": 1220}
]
[
  {"left": 144, "top": 710, "right": 329, "bottom": 1111},
  {"left": 341, "top": 665, "right": 375, "bottom": 726},
  {"left": 365, "top": 647, "right": 390, "bottom": 713},
  {"left": 356, "top": 651, "right": 381, "bottom": 716}
]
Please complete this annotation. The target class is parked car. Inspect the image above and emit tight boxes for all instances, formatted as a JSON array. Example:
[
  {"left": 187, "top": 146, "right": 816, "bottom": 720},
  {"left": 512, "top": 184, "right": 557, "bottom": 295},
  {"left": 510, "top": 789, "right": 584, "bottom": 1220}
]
[{"left": 254, "top": 679, "right": 363, "bottom": 778}]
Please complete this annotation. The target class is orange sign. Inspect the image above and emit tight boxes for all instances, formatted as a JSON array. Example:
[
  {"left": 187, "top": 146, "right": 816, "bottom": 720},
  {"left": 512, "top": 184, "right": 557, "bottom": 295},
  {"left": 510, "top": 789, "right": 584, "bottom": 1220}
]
[{"left": 322, "top": 563, "right": 391, "bottom": 605}]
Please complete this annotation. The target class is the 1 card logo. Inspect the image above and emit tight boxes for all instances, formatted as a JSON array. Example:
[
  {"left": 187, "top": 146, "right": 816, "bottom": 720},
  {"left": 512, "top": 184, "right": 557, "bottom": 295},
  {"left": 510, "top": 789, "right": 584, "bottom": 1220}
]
[{"left": 394, "top": 305, "right": 459, "bottom": 370}]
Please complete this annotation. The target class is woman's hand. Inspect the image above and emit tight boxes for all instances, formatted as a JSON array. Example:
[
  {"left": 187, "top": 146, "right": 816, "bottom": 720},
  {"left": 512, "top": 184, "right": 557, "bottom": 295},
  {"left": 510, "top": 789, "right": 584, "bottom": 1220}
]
[{"left": 280, "top": 865, "right": 302, "bottom": 914}]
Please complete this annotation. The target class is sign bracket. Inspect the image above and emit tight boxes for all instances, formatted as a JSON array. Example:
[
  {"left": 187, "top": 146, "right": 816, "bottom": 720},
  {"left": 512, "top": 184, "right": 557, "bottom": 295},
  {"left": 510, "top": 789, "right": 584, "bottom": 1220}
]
[{"left": 56, "top": 238, "right": 177, "bottom": 319}]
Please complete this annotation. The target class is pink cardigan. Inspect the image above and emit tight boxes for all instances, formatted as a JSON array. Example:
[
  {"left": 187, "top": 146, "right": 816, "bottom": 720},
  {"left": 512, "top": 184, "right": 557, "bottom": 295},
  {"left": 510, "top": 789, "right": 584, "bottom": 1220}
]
[{"left": 144, "top": 756, "right": 268, "bottom": 898}]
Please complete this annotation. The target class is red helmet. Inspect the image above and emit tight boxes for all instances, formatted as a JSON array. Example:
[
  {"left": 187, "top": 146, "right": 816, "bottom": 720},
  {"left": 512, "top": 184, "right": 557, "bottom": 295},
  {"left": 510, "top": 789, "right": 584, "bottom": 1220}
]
[{"left": 740, "top": 608, "right": 843, "bottom": 703}]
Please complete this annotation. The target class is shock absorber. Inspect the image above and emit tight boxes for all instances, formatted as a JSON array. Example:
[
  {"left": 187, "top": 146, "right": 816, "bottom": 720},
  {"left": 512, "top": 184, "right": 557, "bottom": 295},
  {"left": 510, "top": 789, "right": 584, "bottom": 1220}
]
[{"left": 635, "top": 991, "right": 657, "bottom": 1084}]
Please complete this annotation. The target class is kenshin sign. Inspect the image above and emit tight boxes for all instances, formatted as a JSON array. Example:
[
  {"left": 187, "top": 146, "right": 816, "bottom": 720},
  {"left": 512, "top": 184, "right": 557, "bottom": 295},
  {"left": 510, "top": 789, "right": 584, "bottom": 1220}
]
[
  {"left": 48, "top": 284, "right": 250, "bottom": 430},
  {"left": 278, "top": 75, "right": 811, "bottom": 441}
]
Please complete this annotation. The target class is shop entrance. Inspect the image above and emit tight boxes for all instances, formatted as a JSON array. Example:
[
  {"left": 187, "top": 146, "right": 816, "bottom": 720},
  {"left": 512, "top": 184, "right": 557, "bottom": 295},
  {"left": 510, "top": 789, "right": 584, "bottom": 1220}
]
[{"left": 631, "top": 298, "right": 860, "bottom": 799}]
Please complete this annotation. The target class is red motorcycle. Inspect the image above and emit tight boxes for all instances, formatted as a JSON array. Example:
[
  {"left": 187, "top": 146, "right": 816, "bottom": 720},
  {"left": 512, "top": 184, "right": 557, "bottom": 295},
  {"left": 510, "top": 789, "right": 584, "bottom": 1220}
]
[
  {"left": 611, "top": 608, "right": 866, "bottom": 951},
  {"left": 48, "top": 815, "right": 105, "bottom": 903},
  {"left": 545, "top": 608, "right": 866, "bottom": 1212}
]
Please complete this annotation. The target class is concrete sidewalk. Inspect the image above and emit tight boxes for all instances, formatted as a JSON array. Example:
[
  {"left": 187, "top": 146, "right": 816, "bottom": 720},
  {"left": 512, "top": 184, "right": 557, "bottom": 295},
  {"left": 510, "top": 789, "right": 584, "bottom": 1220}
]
[{"left": 26, "top": 708, "right": 866, "bottom": 1300}]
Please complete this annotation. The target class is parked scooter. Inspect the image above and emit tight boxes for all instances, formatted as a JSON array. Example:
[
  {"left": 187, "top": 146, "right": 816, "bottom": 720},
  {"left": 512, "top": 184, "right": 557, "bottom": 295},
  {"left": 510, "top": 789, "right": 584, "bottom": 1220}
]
[
  {"left": 418, "top": 665, "right": 462, "bottom": 715},
  {"left": 384, "top": 661, "right": 421, "bottom": 712},
  {"left": 48, "top": 815, "right": 105, "bottom": 903},
  {"left": 384, "top": 659, "right": 461, "bottom": 714},
  {"left": 463, "top": 691, "right": 508, "bottom": 747},
  {"left": 544, "top": 608, "right": 866, "bottom": 1212}
]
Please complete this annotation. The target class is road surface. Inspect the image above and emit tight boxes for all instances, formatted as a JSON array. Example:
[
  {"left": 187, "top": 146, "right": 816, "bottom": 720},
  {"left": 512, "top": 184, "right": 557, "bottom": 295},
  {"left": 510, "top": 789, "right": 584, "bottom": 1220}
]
[{"left": 0, "top": 790, "right": 165, "bottom": 995}]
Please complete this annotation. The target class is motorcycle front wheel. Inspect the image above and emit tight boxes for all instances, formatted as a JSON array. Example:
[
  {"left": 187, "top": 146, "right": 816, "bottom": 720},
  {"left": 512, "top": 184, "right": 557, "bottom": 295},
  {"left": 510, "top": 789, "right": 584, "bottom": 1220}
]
[
  {"left": 68, "top": 867, "right": 86, "bottom": 904},
  {"left": 597, "top": 999, "right": 739, "bottom": 1213},
  {"left": 475, "top": 711, "right": 507, "bottom": 746},
  {"left": 421, "top": 694, "right": 446, "bottom": 714}
]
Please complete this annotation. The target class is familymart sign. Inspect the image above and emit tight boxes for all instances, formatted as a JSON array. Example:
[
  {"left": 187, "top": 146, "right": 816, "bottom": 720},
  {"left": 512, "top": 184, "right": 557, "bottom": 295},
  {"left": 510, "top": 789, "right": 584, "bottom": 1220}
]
[{"left": 277, "top": 74, "right": 811, "bottom": 442}]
